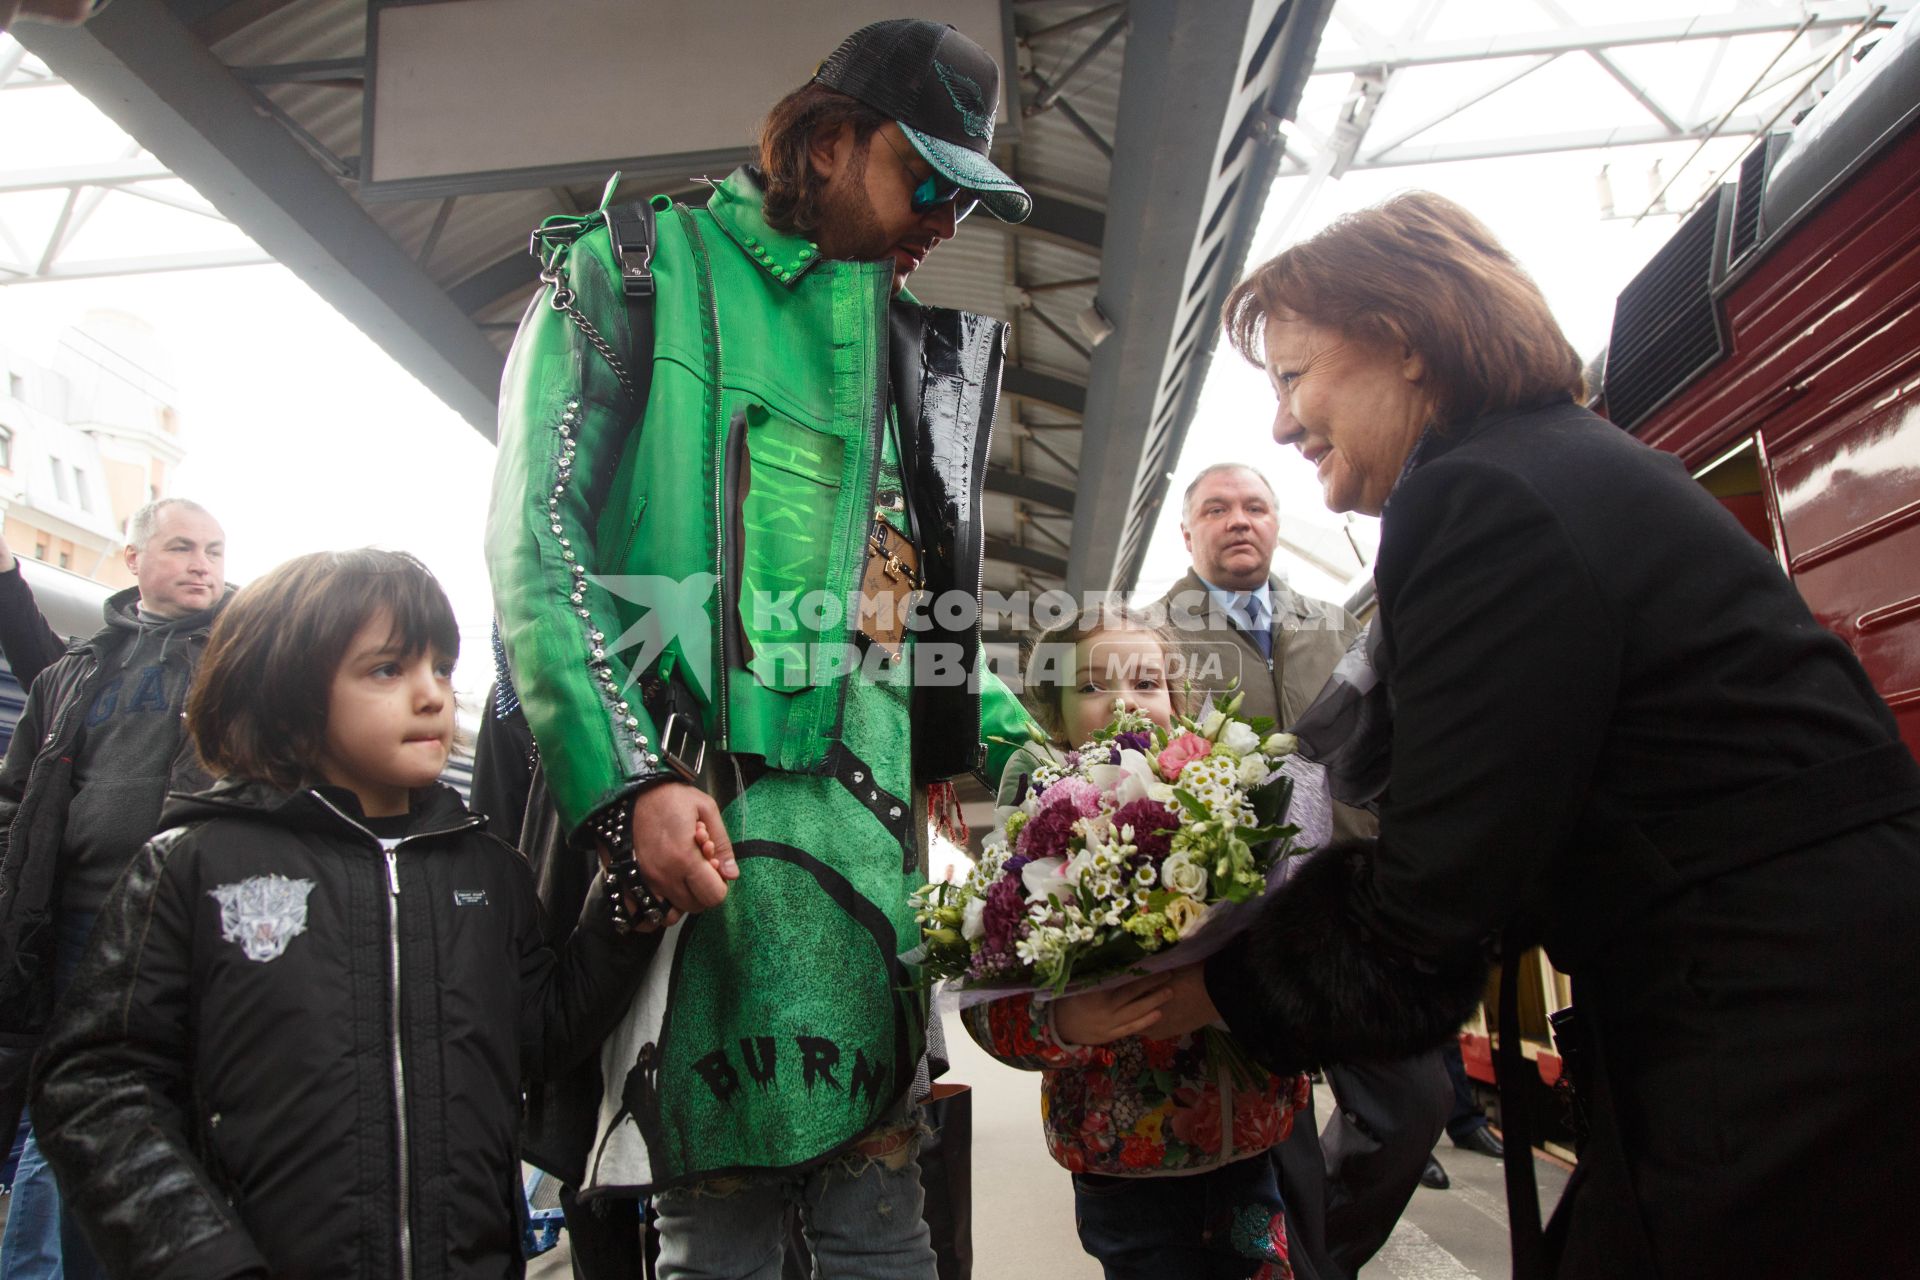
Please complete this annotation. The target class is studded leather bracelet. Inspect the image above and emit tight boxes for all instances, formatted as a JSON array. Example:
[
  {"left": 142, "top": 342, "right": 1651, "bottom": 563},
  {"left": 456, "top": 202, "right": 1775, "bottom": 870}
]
[{"left": 588, "top": 802, "right": 668, "bottom": 932}]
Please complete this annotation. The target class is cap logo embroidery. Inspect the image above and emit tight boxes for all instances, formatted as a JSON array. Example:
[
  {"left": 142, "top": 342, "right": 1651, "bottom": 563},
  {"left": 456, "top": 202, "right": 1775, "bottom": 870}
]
[
  {"left": 210, "top": 874, "right": 315, "bottom": 963},
  {"left": 934, "top": 60, "right": 993, "bottom": 143}
]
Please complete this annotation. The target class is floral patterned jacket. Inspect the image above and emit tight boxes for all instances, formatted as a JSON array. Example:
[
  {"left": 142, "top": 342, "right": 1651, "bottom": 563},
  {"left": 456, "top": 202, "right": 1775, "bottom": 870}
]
[{"left": 959, "top": 991, "right": 1309, "bottom": 1176}]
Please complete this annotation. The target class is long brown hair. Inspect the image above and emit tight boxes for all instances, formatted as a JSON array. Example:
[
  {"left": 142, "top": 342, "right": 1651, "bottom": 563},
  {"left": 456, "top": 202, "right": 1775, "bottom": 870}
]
[
  {"left": 1223, "top": 191, "right": 1584, "bottom": 427},
  {"left": 188, "top": 549, "right": 459, "bottom": 791},
  {"left": 756, "top": 82, "right": 890, "bottom": 236}
]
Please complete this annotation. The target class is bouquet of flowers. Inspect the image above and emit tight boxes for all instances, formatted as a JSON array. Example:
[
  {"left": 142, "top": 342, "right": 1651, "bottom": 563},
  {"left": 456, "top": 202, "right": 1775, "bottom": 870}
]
[{"left": 911, "top": 696, "right": 1326, "bottom": 1002}]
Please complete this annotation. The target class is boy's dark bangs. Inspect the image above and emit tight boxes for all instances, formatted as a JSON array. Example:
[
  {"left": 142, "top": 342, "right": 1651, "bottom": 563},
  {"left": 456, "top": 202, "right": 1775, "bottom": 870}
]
[{"left": 363, "top": 553, "right": 460, "bottom": 661}]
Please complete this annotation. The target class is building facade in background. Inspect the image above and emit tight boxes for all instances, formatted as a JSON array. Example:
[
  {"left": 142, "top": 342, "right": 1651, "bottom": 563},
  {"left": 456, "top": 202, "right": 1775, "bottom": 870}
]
[{"left": 0, "top": 311, "right": 185, "bottom": 587}]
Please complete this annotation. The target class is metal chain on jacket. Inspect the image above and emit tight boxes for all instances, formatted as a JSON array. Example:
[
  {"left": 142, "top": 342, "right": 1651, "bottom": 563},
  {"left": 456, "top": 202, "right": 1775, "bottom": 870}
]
[{"left": 531, "top": 221, "right": 638, "bottom": 406}]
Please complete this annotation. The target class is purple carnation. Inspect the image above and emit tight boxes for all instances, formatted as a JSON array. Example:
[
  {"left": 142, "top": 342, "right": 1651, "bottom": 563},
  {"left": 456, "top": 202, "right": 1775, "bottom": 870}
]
[
  {"left": 1112, "top": 798, "right": 1180, "bottom": 861},
  {"left": 981, "top": 875, "right": 1029, "bottom": 957},
  {"left": 1016, "top": 800, "right": 1079, "bottom": 858}
]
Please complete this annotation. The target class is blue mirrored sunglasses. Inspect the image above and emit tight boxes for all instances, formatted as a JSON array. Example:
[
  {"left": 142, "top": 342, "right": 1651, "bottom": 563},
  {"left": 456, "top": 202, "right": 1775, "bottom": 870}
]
[
  {"left": 911, "top": 173, "right": 978, "bottom": 221},
  {"left": 884, "top": 131, "right": 978, "bottom": 222}
]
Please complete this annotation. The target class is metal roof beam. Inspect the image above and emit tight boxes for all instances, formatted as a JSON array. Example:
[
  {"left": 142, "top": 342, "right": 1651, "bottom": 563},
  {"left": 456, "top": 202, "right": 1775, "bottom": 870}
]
[
  {"left": 1358, "top": 53, "right": 1554, "bottom": 163},
  {"left": 0, "top": 248, "right": 274, "bottom": 284},
  {"left": 168, "top": 0, "right": 303, "bottom": 45},
  {"left": 1358, "top": 117, "right": 1766, "bottom": 168},
  {"left": 1070, "top": 0, "right": 1332, "bottom": 593},
  {"left": 1008, "top": 194, "right": 1105, "bottom": 252},
  {"left": 985, "top": 536, "right": 1068, "bottom": 577},
  {"left": 1313, "top": 7, "right": 1901, "bottom": 74},
  {"left": 1001, "top": 365, "right": 1086, "bottom": 416},
  {"left": 17, "top": 3, "right": 505, "bottom": 435},
  {"left": 229, "top": 57, "right": 366, "bottom": 85},
  {"left": 0, "top": 160, "right": 173, "bottom": 193},
  {"left": 986, "top": 464, "right": 1076, "bottom": 513},
  {"left": 1529, "top": 0, "right": 1682, "bottom": 133}
]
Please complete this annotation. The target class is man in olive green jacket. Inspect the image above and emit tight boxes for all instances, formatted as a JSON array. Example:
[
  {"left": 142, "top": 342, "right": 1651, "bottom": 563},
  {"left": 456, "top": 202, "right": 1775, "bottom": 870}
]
[{"left": 486, "top": 19, "right": 1038, "bottom": 1277}]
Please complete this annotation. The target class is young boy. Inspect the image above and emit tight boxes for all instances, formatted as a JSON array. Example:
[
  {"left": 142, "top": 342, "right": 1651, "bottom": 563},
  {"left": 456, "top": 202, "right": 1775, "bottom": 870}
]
[{"left": 29, "top": 549, "right": 660, "bottom": 1279}]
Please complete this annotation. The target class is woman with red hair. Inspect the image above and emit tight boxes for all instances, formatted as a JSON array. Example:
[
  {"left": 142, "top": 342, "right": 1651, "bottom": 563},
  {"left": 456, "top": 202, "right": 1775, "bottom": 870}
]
[{"left": 1158, "top": 191, "right": 1920, "bottom": 1279}]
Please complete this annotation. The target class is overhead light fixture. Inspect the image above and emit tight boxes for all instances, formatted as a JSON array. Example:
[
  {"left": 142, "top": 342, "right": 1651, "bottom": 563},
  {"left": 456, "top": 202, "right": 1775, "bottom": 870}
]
[{"left": 1076, "top": 300, "right": 1115, "bottom": 348}]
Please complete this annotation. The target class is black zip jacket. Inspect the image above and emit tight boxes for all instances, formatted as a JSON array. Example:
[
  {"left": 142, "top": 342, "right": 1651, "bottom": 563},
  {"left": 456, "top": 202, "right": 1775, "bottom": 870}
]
[
  {"left": 29, "top": 779, "right": 655, "bottom": 1280},
  {"left": 0, "top": 587, "right": 225, "bottom": 1137},
  {"left": 0, "top": 561, "right": 67, "bottom": 692}
]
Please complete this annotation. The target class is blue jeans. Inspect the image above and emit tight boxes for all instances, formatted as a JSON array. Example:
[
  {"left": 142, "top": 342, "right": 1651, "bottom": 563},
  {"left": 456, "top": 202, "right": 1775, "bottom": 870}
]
[
  {"left": 0, "top": 913, "right": 105, "bottom": 1280},
  {"left": 1072, "top": 1153, "right": 1291, "bottom": 1280},
  {"left": 652, "top": 1126, "right": 935, "bottom": 1280}
]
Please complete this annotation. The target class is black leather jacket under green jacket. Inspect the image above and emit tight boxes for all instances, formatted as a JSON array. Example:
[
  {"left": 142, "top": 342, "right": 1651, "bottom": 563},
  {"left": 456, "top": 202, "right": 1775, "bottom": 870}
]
[{"left": 29, "top": 780, "right": 653, "bottom": 1280}]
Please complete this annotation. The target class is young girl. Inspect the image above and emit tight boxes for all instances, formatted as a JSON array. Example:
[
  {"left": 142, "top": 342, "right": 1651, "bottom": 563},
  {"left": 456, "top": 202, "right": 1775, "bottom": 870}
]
[
  {"left": 962, "top": 606, "right": 1309, "bottom": 1280},
  {"left": 29, "top": 549, "right": 659, "bottom": 1280}
]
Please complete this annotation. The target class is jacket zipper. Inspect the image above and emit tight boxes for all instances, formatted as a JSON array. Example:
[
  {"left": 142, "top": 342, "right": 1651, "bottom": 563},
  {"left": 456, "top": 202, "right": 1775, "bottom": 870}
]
[
  {"left": 384, "top": 846, "right": 413, "bottom": 1280},
  {"left": 967, "top": 330, "right": 999, "bottom": 775},
  {"left": 682, "top": 211, "right": 731, "bottom": 746},
  {"left": 307, "top": 792, "right": 476, "bottom": 1280},
  {"left": 832, "top": 271, "right": 892, "bottom": 743}
]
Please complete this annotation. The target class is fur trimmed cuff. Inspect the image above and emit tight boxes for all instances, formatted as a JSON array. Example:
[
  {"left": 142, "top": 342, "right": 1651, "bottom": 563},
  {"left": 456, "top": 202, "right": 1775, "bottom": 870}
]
[{"left": 1204, "top": 840, "right": 1487, "bottom": 1074}]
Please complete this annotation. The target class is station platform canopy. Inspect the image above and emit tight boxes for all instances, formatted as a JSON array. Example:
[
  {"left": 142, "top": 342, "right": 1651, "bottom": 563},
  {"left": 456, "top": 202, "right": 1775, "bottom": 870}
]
[
  {"left": 13, "top": 0, "right": 1334, "bottom": 609},
  {"left": 17, "top": 1, "right": 1908, "bottom": 607}
]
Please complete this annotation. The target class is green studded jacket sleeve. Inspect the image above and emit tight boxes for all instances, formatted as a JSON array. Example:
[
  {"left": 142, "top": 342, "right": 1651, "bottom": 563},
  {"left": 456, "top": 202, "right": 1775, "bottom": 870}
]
[{"left": 487, "top": 224, "right": 667, "bottom": 835}]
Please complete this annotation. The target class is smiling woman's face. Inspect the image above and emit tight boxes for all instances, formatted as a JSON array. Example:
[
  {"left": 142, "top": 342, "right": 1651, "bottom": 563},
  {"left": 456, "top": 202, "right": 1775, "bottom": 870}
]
[{"left": 1263, "top": 312, "right": 1432, "bottom": 516}]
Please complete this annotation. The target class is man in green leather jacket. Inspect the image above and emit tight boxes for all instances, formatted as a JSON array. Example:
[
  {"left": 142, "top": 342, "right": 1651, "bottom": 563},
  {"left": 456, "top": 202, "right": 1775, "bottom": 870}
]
[{"left": 486, "top": 19, "right": 1040, "bottom": 1277}]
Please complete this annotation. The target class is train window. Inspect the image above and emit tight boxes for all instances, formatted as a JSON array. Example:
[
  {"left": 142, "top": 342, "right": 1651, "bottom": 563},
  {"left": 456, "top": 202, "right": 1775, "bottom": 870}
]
[{"left": 1693, "top": 437, "right": 1775, "bottom": 551}]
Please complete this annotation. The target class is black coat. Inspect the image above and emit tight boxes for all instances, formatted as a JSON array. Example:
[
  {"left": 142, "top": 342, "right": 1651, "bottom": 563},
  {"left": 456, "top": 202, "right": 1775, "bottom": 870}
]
[
  {"left": 1207, "top": 401, "right": 1920, "bottom": 1279},
  {"left": 0, "top": 589, "right": 225, "bottom": 1139},
  {"left": 0, "top": 562, "right": 66, "bottom": 693},
  {"left": 29, "top": 780, "right": 654, "bottom": 1280}
]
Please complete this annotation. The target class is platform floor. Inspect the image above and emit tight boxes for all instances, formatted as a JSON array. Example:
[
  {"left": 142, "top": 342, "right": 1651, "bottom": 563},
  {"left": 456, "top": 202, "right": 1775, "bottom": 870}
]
[{"left": 528, "top": 1008, "right": 1570, "bottom": 1278}]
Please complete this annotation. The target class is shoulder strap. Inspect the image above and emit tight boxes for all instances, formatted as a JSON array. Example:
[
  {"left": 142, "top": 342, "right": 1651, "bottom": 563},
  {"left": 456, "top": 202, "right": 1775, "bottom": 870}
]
[{"left": 605, "top": 197, "right": 658, "bottom": 412}]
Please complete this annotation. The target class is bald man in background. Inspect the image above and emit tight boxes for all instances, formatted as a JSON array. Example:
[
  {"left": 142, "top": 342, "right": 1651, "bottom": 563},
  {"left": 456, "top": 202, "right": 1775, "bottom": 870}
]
[{"left": 1155, "top": 462, "right": 1451, "bottom": 1280}]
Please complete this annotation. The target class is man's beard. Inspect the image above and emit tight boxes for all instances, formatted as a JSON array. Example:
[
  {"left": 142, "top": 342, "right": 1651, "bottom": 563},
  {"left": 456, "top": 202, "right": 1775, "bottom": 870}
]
[{"left": 816, "top": 143, "right": 892, "bottom": 264}]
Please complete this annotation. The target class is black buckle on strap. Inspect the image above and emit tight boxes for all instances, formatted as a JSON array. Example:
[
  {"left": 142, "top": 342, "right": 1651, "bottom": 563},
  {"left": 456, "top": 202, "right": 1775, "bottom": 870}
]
[{"left": 607, "top": 201, "right": 656, "bottom": 300}]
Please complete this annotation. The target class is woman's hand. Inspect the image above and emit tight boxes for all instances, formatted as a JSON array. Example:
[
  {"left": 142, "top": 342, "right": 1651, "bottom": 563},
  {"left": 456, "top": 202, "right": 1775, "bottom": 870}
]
[
  {"left": 1147, "top": 964, "right": 1224, "bottom": 1041},
  {"left": 1051, "top": 974, "right": 1173, "bottom": 1046}
]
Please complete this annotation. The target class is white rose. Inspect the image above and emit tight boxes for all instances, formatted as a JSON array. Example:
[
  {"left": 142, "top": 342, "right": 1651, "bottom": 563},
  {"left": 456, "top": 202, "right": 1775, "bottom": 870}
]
[
  {"left": 1239, "top": 755, "right": 1269, "bottom": 786},
  {"left": 1222, "top": 720, "right": 1260, "bottom": 756},
  {"left": 1200, "top": 709, "right": 1226, "bottom": 738},
  {"left": 1263, "top": 732, "right": 1299, "bottom": 757},
  {"left": 962, "top": 894, "right": 987, "bottom": 941},
  {"left": 1161, "top": 851, "right": 1209, "bottom": 898},
  {"left": 1164, "top": 895, "right": 1209, "bottom": 939}
]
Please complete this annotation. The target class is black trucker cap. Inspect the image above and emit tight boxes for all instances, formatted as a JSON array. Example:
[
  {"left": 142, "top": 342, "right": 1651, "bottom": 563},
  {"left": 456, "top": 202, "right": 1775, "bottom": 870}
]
[{"left": 813, "top": 18, "right": 1033, "bottom": 224}]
